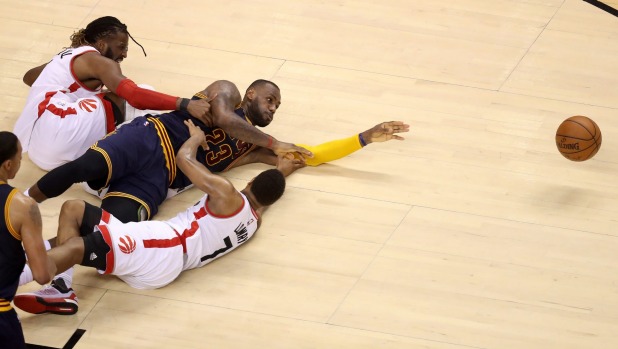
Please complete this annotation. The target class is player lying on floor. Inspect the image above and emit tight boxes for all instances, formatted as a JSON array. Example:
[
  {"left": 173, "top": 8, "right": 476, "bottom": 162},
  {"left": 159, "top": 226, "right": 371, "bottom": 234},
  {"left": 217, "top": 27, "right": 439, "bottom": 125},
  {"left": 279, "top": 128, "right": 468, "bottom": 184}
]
[{"left": 15, "top": 118, "right": 409, "bottom": 315}]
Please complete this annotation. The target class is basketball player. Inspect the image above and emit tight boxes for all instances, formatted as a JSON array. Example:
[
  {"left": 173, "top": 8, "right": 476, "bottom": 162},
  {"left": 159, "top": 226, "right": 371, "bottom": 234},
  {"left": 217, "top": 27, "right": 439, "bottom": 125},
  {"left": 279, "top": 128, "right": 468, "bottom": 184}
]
[
  {"left": 13, "top": 16, "right": 304, "bottom": 171},
  {"left": 13, "top": 120, "right": 303, "bottom": 315},
  {"left": 0, "top": 132, "right": 56, "bottom": 348},
  {"left": 25, "top": 78, "right": 406, "bottom": 222}
]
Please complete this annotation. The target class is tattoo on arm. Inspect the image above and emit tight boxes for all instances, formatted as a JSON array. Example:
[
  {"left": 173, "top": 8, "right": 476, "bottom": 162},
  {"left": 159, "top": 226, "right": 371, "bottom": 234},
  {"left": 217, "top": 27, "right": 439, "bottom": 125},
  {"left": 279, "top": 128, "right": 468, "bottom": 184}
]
[{"left": 28, "top": 203, "right": 42, "bottom": 228}]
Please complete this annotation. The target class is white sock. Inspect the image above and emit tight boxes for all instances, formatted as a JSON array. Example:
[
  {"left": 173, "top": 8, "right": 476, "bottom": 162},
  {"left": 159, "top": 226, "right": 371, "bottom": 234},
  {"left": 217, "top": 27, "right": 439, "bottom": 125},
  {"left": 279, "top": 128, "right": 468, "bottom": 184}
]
[{"left": 19, "top": 239, "right": 52, "bottom": 286}]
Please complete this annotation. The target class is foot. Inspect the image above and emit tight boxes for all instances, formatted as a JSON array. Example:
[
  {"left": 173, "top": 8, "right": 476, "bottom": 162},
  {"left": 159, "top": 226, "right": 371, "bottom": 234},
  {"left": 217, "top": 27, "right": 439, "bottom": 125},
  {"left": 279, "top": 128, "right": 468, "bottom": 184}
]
[{"left": 13, "top": 278, "right": 78, "bottom": 315}]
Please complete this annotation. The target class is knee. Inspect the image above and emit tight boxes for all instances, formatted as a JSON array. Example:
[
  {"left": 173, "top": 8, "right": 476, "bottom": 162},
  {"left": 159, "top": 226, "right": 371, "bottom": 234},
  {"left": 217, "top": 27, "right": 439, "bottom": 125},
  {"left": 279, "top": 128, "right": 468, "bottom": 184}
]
[{"left": 60, "top": 200, "right": 85, "bottom": 220}]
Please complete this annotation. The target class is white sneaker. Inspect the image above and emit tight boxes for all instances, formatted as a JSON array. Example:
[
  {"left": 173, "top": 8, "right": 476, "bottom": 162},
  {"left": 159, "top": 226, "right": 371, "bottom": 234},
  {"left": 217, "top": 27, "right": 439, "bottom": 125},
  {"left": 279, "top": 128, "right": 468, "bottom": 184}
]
[{"left": 13, "top": 278, "right": 78, "bottom": 315}]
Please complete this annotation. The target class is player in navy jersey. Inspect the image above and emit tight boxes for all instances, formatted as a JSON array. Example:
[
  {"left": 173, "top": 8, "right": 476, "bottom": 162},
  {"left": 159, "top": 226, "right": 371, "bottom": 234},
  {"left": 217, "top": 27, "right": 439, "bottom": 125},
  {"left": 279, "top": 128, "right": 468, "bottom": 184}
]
[
  {"left": 25, "top": 79, "right": 407, "bottom": 222},
  {"left": 0, "top": 132, "right": 56, "bottom": 348},
  {"left": 25, "top": 79, "right": 313, "bottom": 222}
]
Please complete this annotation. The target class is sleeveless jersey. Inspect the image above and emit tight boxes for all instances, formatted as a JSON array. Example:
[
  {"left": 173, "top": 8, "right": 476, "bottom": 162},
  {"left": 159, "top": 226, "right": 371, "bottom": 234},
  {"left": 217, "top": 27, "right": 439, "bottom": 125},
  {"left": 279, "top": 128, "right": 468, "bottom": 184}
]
[
  {"left": 0, "top": 182, "right": 25, "bottom": 306},
  {"left": 13, "top": 46, "right": 115, "bottom": 170},
  {"left": 166, "top": 193, "right": 260, "bottom": 271},
  {"left": 95, "top": 192, "right": 260, "bottom": 289}
]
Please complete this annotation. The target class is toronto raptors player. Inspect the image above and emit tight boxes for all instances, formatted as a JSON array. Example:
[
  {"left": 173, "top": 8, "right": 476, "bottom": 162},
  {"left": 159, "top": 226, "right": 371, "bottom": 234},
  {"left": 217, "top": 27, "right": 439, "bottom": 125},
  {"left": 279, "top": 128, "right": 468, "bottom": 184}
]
[
  {"left": 12, "top": 119, "right": 305, "bottom": 314},
  {"left": 13, "top": 16, "right": 213, "bottom": 171}
]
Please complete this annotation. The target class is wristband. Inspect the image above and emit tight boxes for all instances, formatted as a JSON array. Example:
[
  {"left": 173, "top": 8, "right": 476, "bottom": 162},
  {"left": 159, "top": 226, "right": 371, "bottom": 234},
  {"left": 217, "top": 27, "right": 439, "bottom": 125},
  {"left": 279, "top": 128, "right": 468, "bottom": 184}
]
[
  {"left": 179, "top": 98, "right": 190, "bottom": 111},
  {"left": 358, "top": 133, "right": 367, "bottom": 147},
  {"left": 267, "top": 136, "right": 274, "bottom": 148}
]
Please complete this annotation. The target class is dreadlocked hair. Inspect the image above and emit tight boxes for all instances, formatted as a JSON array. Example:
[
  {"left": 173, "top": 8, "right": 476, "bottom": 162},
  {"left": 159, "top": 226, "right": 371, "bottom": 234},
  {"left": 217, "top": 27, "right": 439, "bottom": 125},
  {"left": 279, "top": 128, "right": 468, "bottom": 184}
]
[
  {"left": 250, "top": 169, "right": 286, "bottom": 207},
  {"left": 69, "top": 16, "right": 147, "bottom": 56}
]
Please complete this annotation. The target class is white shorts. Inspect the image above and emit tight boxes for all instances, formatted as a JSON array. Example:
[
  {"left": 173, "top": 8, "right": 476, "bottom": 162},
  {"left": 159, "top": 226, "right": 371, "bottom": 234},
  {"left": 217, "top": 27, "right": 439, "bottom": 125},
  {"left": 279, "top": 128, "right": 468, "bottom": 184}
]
[
  {"left": 96, "top": 220, "right": 184, "bottom": 289},
  {"left": 28, "top": 94, "right": 114, "bottom": 171}
]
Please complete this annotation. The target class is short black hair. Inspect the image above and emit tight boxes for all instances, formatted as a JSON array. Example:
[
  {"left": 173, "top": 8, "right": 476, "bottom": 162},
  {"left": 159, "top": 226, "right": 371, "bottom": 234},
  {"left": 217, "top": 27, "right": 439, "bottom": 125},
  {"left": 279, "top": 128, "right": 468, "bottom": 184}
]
[
  {"left": 247, "top": 79, "right": 279, "bottom": 93},
  {"left": 250, "top": 169, "right": 286, "bottom": 206},
  {"left": 0, "top": 131, "right": 19, "bottom": 164}
]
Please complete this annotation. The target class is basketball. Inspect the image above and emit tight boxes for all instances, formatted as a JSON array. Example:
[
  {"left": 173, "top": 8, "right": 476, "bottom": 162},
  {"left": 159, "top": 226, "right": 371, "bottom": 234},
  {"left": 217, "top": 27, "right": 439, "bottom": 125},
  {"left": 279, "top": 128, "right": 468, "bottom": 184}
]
[{"left": 555, "top": 115, "right": 602, "bottom": 161}]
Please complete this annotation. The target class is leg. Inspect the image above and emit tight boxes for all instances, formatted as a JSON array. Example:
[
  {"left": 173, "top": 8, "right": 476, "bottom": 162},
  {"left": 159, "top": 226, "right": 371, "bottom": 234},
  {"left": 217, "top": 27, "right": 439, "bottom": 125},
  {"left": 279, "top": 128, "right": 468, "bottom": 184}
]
[
  {"left": 56, "top": 200, "right": 102, "bottom": 244},
  {"left": 101, "top": 196, "right": 149, "bottom": 223},
  {"left": 29, "top": 150, "right": 109, "bottom": 203}
]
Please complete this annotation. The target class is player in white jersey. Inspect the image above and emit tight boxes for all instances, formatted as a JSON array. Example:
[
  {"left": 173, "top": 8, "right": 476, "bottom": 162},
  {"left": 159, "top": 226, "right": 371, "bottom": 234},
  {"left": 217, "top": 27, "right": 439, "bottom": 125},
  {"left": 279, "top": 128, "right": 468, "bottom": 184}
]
[
  {"left": 13, "top": 16, "right": 214, "bottom": 171},
  {"left": 13, "top": 119, "right": 304, "bottom": 314}
]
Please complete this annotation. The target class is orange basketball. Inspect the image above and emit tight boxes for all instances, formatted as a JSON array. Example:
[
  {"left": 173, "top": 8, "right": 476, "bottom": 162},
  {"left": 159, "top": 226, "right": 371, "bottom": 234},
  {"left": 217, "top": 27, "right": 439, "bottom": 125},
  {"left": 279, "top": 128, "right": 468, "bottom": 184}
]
[{"left": 555, "top": 115, "right": 602, "bottom": 161}]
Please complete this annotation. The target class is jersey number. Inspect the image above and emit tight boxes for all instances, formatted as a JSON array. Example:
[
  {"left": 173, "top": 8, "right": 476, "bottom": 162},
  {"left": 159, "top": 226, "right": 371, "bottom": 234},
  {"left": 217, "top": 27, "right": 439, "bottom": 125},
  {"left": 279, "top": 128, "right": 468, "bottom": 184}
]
[{"left": 200, "top": 236, "right": 233, "bottom": 262}]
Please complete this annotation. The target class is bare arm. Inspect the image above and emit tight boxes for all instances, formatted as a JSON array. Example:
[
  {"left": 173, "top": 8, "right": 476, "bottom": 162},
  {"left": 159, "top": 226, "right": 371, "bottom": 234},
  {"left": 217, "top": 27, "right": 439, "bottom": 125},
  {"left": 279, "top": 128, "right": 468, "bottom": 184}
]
[
  {"left": 224, "top": 147, "right": 278, "bottom": 171},
  {"left": 23, "top": 63, "right": 48, "bottom": 86},
  {"left": 177, "top": 119, "right": 244, "bottom": 216},
  {"left": 10, "top": 193, "right": 55, "bottom": 285}
]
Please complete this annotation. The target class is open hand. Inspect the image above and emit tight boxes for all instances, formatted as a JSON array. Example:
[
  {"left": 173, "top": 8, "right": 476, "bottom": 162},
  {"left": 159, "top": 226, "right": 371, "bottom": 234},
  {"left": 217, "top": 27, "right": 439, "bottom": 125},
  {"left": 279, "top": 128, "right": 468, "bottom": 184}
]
[{"left": 363, "top": 121, "right": 410, "bottom": 143}]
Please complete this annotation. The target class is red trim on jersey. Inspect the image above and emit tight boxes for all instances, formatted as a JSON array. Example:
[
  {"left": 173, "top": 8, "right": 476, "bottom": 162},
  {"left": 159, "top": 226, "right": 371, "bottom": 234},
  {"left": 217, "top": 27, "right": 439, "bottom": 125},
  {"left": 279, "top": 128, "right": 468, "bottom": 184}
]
[
  {"left": 95, "top": 93, "right": 117, "bottom": 133},
  {"left": 100, "top": 210, "right": 111, "bottom": 224},
  {"left": 69, "top": 49, "right": 102, "bottom": 92},
  {"left": 205, "top": 196, "right": 245, "bottom": 218},
  {"left": 97, "top": 225, "right": 116, "bottom": 275},
  {"left": 142, "top": 223, "right": 200, "bottom": 253}
]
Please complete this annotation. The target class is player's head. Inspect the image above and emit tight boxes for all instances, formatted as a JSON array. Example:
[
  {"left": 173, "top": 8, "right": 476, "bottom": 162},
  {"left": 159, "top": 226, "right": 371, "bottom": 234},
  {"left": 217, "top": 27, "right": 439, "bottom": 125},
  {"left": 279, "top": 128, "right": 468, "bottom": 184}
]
[
  {"left": 0, "top": 131, "right": 22, "bottom": 180},
  {"left": 243, "top": 80, "right": 281, "bottom": 127},
  {"left": 247, "top": 169, "right": 286, "bottom": 207},
  {"left": 70, "top": 16, "right": 146, "bottom": 63}
]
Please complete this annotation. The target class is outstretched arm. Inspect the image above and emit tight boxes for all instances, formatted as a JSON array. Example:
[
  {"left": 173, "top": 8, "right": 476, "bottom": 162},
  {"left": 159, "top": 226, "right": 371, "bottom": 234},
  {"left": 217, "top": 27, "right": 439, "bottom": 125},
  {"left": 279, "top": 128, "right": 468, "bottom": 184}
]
[
  {"left": 176, "top": 119, "right": 244, "bottom": 216},
  {"left": 73, "top": 52, "right": 212, "bottom": 122},
  {"left": 298, "top": 121, "right": 410, "bottom": 166}
]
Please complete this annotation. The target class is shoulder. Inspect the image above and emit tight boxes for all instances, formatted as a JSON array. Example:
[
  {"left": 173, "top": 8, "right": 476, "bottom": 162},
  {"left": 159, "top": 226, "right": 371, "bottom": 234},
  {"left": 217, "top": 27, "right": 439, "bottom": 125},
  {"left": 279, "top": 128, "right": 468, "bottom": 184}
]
[
  {"left": 205, "top": 80, "right": 241, "bottom": 102},
  {"left": 9, "top": 191, "right": 38, "bottom": 214}
]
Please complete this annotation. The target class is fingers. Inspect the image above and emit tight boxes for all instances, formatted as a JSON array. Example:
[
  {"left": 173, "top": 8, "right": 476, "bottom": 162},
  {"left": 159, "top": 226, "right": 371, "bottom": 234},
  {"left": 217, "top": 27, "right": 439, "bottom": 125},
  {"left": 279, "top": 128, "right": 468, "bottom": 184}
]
[
  {"left": 295, "top": 145, "right": 313, "bottom": 158},
  {"left": 206, "top": 93, "right": 218, "bottom": 103}
]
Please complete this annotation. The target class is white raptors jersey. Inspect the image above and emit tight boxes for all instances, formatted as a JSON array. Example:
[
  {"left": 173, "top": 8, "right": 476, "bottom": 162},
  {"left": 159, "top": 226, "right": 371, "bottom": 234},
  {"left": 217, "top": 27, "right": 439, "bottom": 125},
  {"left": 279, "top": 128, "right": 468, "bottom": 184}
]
[
  {"left": 166, "top": 193, "right": 260, "bottom": 271},
  {"left": 96, "top": 192, "right": 260, "bottom": 289},
  {"left": 13, "top": 46, "right": 114, "bottom": 170}
]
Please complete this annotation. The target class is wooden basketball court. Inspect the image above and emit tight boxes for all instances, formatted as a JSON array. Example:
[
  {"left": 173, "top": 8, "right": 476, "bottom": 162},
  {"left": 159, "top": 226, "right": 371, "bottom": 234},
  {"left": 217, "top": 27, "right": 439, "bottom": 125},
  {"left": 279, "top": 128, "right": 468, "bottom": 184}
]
[{"left": 1, "top": 0, "right": 617, "bottom": 348}]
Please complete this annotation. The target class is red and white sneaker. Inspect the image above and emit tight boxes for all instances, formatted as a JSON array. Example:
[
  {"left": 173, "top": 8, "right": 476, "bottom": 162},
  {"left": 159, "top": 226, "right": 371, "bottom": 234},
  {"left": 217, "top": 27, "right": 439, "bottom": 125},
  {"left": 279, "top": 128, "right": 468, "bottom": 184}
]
[{"left": 13, "top": 278, "right": 78, "bottom": 315}]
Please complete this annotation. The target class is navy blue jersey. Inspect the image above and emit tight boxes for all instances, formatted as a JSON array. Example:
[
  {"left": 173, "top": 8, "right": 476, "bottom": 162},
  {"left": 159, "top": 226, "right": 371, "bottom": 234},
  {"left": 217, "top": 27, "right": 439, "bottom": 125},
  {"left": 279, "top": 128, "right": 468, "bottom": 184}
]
[
  {"left": 156, "top": 96, "right": 256, "bottom": 190},
  {"left": 92, "top": 95, "right": 257, "bottom": 218},
  {"left": 0, "top": 182, "right": 25, "bottom": 304}
]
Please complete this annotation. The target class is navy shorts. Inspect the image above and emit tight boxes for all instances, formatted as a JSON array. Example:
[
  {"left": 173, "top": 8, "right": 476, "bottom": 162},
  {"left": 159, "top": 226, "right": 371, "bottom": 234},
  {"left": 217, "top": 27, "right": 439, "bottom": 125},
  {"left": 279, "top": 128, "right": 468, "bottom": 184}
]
[{"left": 91, "top": 117, "right": 169, "bottom": 218}]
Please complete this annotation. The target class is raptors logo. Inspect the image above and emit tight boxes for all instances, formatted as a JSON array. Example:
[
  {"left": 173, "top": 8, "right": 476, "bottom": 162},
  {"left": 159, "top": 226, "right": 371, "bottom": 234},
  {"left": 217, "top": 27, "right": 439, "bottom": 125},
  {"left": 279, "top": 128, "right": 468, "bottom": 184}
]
[
  {"left": 78, "top": 99, "right": 98, "bottom": 112},
  {"left": 118, "top": 235, "right": 137, "bottom": 254}
]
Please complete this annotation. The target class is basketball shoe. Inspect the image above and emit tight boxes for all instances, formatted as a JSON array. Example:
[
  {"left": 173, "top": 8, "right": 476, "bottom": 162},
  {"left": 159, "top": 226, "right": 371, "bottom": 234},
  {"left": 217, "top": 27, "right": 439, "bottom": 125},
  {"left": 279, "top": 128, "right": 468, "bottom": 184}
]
[{"left": 13, "top": 278, "right": 78, "bottom": 315}]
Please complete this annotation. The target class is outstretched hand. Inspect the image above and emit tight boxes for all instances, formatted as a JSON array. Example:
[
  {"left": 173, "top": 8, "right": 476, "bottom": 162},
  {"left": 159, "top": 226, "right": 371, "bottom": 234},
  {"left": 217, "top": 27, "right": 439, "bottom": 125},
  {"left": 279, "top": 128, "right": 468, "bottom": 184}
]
[
  {"left": 276, "top": 153, "right": 306, "bottom": 177},
  {"left": 363, "top": 121, "right": 410, "bottom": 143}
]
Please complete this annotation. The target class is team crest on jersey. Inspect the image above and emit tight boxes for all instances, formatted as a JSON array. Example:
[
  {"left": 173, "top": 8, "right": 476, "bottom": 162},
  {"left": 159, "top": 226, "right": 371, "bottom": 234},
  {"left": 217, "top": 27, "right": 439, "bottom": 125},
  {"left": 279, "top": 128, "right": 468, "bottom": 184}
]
[
  {"left": 118, "top": 235, "right": 137, "bottom": 254},
  {"left": 78, "top": 99, "right": 98, "bottom": 112}
]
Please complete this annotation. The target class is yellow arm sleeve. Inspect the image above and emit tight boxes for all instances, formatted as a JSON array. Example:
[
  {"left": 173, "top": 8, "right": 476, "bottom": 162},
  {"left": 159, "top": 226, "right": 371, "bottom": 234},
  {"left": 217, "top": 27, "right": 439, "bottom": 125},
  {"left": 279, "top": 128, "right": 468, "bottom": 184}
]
[{"left": 297, "top": 134, "right": 363, "bottom": 167}]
